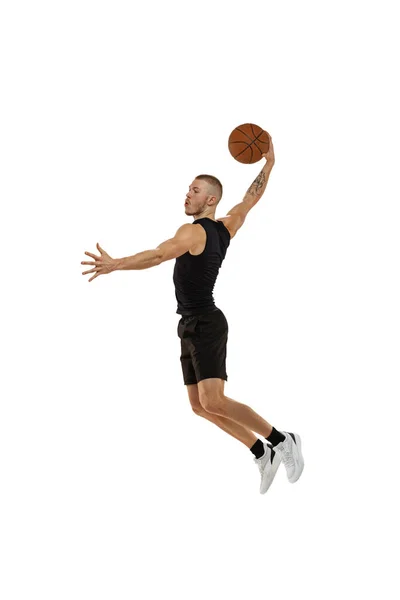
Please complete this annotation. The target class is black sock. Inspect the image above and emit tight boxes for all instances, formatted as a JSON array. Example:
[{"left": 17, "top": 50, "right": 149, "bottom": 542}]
[
  {"left": 250, "top": 438, "right": 265, "bottom": 459},
  {"left": 266, "top": 427, "right": 285, "bottom": 447}
]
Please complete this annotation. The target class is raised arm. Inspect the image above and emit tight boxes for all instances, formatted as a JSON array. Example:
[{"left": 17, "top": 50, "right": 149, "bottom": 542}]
[
  {"left": 244, "top": 136, "right": 275, "bottom": 206},
  {"left": 218, "top": 135, "right": 275, "bottom": 237}
]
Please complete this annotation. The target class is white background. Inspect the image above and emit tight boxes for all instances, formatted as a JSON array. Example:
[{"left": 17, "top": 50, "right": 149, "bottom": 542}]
[{"left": 1, "top": 0, "right": 399, "bottom": 598}]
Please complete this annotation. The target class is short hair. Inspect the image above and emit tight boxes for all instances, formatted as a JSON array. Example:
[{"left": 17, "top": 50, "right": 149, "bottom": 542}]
[{"left": 195, "top": 174, "right": 223, "bottom": 204}]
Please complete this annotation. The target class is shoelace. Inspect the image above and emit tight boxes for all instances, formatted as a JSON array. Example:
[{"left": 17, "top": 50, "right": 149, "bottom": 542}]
[{"left": 278, "top": 442, "right": 295, "bottom": 469}]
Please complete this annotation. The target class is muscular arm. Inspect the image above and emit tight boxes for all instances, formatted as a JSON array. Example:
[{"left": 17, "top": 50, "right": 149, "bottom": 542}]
[
  {"left": 82, "top": 224, "right": 194, "bottom": 282},
  {"left": 114, "top": 249, "right": 160, "bottom": 271},
  {"left": 217, "top": 136, "right": 275, "bottom": 236},
  {"left": 243, "top": 158, "right": 274, "bottom": 207},
  {"left": 112, "top": 223, "right": 195, "bottom": 270}
]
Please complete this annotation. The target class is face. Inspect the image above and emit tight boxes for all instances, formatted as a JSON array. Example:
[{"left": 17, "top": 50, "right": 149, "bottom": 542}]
[{"left": 184, "top": 179, "right": 215, "bottom": 217}]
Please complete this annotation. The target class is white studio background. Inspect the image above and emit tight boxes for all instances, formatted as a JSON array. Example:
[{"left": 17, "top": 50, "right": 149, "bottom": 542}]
[{"left": 1, "top": 1, "right": 399, "bottom": 599}]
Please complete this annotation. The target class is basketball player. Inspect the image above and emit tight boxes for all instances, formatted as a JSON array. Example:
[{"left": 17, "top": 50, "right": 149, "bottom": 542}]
[{"left": 81, "top": 135, "right": 304, "bottom": 494}]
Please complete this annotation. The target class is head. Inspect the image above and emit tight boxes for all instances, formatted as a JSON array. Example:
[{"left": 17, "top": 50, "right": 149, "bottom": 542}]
[{"left": 185, "top": 174, "right": 223, "bottom": 219}]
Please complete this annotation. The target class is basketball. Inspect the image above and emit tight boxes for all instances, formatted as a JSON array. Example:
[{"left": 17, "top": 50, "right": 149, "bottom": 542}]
[{"left": 228, "top": 123, "right": 270, "bottom": 164}]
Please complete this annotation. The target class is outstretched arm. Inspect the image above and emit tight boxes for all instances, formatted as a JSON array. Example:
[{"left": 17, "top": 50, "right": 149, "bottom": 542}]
[
  {"left": 114, "top": 223, "right": 195, "bottom": 270},
  {"left": 81, "top": 243, "right": 159, "bottom": 282},
  {"left": 114, "top": 249, "right": 160, "bottom": 271},
  {"left": 81, "top": 225, "right": 196, "bottom": 282}
]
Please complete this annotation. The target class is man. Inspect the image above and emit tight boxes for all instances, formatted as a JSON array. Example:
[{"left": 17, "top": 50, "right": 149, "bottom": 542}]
[{"left": 81, "top": 135, "right": 304, "bottom": 494}]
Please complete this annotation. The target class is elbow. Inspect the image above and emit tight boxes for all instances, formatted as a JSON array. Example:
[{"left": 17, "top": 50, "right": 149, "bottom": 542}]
[{"left": 155, "top": 247, "right": 163, "bottom": 265}]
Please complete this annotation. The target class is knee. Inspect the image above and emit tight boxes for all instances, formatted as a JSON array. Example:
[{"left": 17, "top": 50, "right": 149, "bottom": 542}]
[{"left": 199, "top": 393, "right": 226, "bottom": 415}]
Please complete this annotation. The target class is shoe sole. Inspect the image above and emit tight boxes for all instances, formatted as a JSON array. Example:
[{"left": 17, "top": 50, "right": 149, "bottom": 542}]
[{"left": 289, "top": 433, "right": 304, "bottom": 483}]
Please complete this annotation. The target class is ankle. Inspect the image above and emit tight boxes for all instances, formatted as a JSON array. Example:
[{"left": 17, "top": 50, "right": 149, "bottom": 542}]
[{"left": 266, "top": 427, "right": 285, "bottom": 447}]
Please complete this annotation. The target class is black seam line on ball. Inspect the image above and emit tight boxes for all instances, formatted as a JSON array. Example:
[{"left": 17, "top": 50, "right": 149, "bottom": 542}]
[{"left": 234, "top": 130, "right": 265, "bottom": 159}]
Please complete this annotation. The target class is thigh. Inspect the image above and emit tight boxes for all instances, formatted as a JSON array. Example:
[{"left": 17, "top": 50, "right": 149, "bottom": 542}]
[
  {"left": 192, "top": 309, "right": 229, "bottom": 383},
  {"left": 178, "top": 317, "right": 198, "bottom": 385}
]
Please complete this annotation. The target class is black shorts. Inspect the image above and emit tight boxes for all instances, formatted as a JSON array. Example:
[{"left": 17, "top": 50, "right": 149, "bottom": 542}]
[{"left": 177, "top": 308, "right": 228, "bottom": 385}]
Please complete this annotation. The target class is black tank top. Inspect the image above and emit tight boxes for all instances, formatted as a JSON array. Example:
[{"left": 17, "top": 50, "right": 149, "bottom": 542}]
[{"left": 173, "top": 217, "right": 231, "bottom": 316}]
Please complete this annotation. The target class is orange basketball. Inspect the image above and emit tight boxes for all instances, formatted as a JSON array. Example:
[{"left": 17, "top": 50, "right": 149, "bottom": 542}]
[{"left": 228, "top": 123, "right": 270, "bottom": 164}]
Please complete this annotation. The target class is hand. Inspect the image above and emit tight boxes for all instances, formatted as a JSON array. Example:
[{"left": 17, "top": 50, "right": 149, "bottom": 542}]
[
  {"left": 81, "top": 243, "right": 117, "bottom": 282},
  {"left": 262, "top": 133, "right": 275, "bottom": 166}
]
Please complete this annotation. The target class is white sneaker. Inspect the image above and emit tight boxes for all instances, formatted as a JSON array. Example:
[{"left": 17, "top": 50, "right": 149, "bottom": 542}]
[
  {"left": 254, "top": 442, "right": 282, "bottom": 494},
  {"left": 274, "top": 432, "right": 304, "bottom": 483}
]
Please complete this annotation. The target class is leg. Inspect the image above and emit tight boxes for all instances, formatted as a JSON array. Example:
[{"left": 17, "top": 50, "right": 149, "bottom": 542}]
[
  {"left": 197, "top": 378, "right": 274, "bottom": 439},
  {"left": 186, "top": 383, "right": 258, "bottom": 449},
  {"left": 179, "top": 312, "right": 268, "bottom": 447}
]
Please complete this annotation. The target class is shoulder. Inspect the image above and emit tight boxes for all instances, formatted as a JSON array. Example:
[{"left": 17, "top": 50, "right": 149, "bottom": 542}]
[
  {"left": 175, "top": 223, "right": 194, "bottom": 235},
  {"left": 175, "top": 222, "right": 204, "bottom": 243}
]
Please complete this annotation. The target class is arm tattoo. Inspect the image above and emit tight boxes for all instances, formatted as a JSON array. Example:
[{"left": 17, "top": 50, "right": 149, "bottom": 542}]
[{"left": 246, "top": 171, "right": 266, "bottom": 196}]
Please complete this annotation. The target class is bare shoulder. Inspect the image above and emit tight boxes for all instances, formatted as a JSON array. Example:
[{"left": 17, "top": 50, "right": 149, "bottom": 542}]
[
  {"left": 156, "top": 222, "right": 204, "bottom": 262},
  {"left": 175, "top": 222, "right": 200, "bottom": 238},
  {"left": 175, "top": 222, "right": 205, "bottom": 247}
]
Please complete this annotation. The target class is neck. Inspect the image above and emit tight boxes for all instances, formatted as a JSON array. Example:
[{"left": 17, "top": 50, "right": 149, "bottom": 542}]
[{"left": 193, "top": 211, "right": 216, "bottom": 221}]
